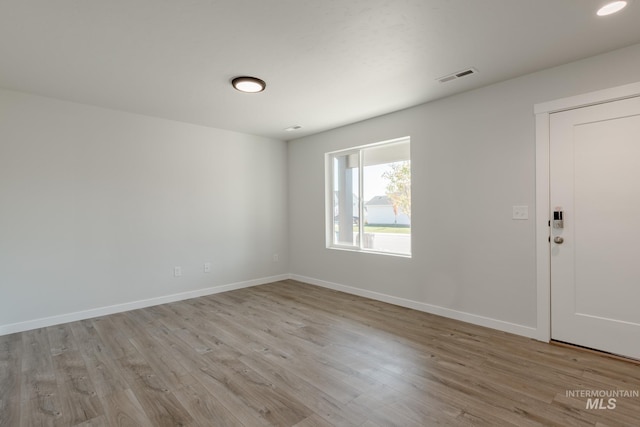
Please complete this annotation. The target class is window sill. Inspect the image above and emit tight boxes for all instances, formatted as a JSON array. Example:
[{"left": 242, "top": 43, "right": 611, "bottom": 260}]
[{"left": 327, "top": 245, "right": 412, "bottom": 259}]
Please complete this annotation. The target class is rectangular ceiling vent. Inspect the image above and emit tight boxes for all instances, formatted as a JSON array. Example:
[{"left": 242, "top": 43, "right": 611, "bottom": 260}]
[{"left": 437, "top": 67, "right": 478, "bottom": 83}]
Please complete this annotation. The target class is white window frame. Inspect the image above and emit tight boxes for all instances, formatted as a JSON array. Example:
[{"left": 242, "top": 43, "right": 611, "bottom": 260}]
[{"left": 325, "top": 136, "right": 411, "bottom": 257}]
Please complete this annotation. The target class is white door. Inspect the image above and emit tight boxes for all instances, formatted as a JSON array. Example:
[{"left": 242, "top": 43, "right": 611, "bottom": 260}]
[{"left": 550, "top": 95, "right": 640, "bottom": 360}]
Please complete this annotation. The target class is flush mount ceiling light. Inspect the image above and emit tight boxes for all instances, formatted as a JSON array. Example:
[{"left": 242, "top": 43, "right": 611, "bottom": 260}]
[
  {"left": 597, "top": 1, "right": 628, "bottom": 16},
  {"left": 284, "top": 125, "right": 302, "bottom": 132},
  {"left": 231, "top": 76, "right": 266, "bottom": 93}
]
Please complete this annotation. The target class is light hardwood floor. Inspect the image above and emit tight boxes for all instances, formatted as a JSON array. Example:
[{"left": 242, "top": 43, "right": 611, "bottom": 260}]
[{"left": 1, "top": 279, "right": 639, "bottom": 426}]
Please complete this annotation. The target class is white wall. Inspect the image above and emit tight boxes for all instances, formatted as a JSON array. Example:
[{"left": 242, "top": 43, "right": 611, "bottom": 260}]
[
  {"left": 0, "top": 89, "right": 288, "bottom": 333},
  {"left": 288, "top": 43, "right": 640, "bottom": 337},
  {"left": 4, "top": 43, "right": 640, "bottom": 339}
]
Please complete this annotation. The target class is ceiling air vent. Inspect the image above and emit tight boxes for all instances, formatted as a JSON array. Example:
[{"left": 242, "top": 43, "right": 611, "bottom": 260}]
[{"left": 437, "top": 67, "right": 478, "bottom": 83}]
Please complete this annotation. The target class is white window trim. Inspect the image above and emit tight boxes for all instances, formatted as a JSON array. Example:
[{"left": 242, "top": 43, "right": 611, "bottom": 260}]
[{"left": 325, "top": 136, "right": 411, "bottom": 257}]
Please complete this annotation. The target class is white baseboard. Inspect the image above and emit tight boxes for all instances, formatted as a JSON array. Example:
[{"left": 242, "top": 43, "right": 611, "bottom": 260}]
[
  {"left": 1, "top": 273, "right": 539, "bottom": 340},
  {"left": 290, "top": 274, "right": 539, "bottom": 339},
  {"left": 0, "top": 274, "right": 289, "bottom": 336}
]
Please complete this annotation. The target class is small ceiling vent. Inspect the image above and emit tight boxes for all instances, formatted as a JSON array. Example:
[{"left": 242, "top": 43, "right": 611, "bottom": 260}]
[{"left": 437, "top": 67, "right": 478, "bottom": 83}]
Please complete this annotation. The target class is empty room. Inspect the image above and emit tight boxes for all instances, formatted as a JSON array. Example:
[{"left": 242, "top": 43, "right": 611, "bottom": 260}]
[{"left": 1, "top": 1, "right": 640, "bottom": 426}]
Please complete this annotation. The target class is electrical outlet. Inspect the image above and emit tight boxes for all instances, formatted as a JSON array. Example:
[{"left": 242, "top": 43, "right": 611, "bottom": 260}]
[
  {"left": 174, "top": 266, "right": 182, "bottom": 277},
  {"left": 512, "top": 205, "right": 529, "bottom": 220},
  {"left": 204, "top": 262, "right": 211, "bottom": 273},
  {"left": 272, "top": 253, "right": 279, "bottom": 262}
]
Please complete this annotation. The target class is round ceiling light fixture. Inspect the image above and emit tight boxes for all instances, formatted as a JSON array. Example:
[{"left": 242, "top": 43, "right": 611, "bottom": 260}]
[
  {"left": 597, "top": 1, "right": 628, "bottom": 16},
  {"left": 231, "top": 76, "right": 266, "bottom": 93}
]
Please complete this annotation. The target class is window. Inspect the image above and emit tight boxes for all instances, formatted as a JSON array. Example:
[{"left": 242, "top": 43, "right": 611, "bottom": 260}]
[{"left": 326, "top": 137, "right": 411, "bottom": 256}]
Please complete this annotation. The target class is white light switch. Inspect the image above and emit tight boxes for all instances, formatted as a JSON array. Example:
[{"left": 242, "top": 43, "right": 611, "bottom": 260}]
[{"left": 512, "top": 205, "right": 529, "bottom": 220}]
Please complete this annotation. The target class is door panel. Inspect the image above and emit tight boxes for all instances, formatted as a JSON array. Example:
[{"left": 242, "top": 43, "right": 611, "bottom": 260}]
[{"left": 550, "top": 96, "right": 640, "bottom": 359}]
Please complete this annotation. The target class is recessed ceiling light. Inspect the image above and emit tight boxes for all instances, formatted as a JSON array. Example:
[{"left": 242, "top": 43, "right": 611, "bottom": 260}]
[
  {"left": 285, "top": 125, "right": 302, "bottom": 132},
  {"left": 597, "top": 1, "right": 628, "bottom": 16},
  {"left": 231, "top": 76, "right": 266, "bottom": 93}
]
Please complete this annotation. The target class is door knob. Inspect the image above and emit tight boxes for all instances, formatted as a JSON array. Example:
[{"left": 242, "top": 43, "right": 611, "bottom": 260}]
[{"left": 554, "top": 236, "right": 564, "bottom": 244}]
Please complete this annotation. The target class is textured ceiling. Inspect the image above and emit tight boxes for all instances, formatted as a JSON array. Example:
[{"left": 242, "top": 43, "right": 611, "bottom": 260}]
[{"left": 1, "top": 0, "right": 640, "bottom": 140}]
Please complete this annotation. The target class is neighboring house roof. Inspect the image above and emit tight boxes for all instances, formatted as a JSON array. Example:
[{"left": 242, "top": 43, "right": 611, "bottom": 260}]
[{"left": 366, "top": 195, "right": 392, "bottom": 206}]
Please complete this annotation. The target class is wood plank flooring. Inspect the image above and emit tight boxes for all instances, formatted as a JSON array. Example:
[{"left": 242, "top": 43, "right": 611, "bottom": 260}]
[{"left": 1, "top": 279, "right": 639, "bottom": 426}]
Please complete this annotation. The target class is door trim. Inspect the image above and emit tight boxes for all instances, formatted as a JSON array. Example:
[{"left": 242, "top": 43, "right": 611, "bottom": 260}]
[{"left": 534, "top": 81, "right": 640, "bottom": 342}]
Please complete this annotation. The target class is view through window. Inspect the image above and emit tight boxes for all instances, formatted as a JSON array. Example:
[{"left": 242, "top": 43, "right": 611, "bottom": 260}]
[{"left": 327, "top": 137, "right": 411, "bottom": 256}]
